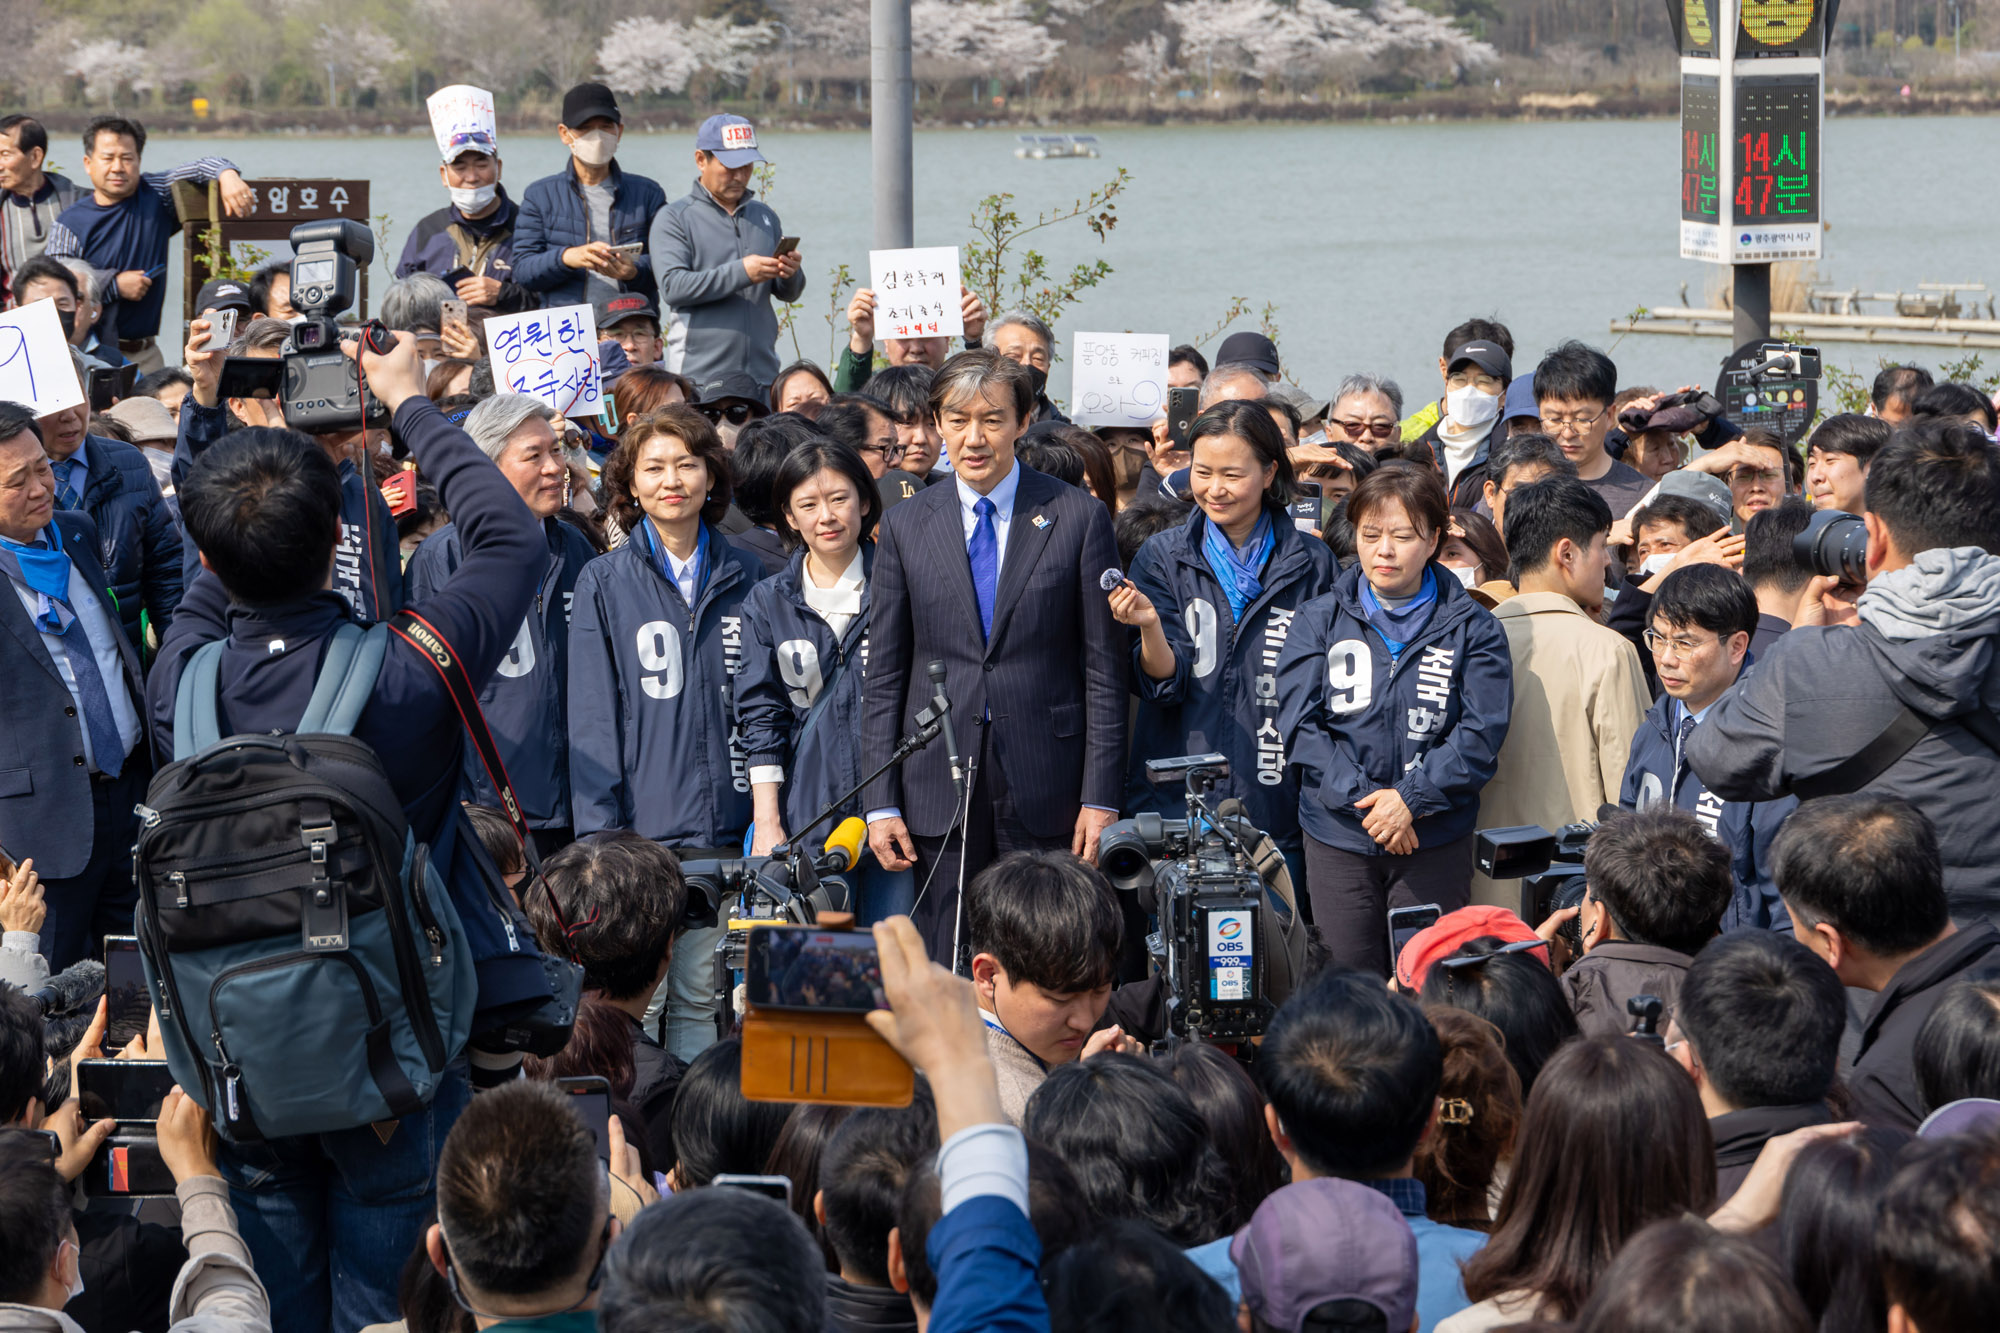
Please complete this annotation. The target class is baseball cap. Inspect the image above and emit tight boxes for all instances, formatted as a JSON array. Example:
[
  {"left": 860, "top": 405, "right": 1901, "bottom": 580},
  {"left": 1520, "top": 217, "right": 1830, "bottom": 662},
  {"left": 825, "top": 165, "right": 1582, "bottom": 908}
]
[
  {"left": 1447, "top": 340, "right": 1513, "bottom": 384},
  {"left": 696, "top": 114, "right": 767, "bottom": 169},
  {"left": 1231, "top": 1179, "right": 1419, "bottom": 1333},
  {"left": 697, "top": 373, "right": 770, "bottom": 416},
  {"left": 440, "top": 129, "right": 498, "bottom": 163},
  {"left": 1216, "top": 331, "right": 1279, "bottom": 377},
  {"left": 1650, "top": 469, "right": 1735, "bottom": 529},
  {"left": 99, "top": 394, "right": 177, "bottom": 444},
  {"left": 560, "top": 82, "right": 622, "bottom": 128},
  {"left": 194, "top": 278, "right": 254, "bottom": 317},
  {"left": 1502, "top": 373, "right": 1539, "bottom": 423},
  {"left": 1394, "top": 905, "right": 1544, "bottom": 992},
  {"left": 1270, "top": 382, "right": 1328, "bottom": 421},
  {"left": 595, "top": 292, "right": 659, "bottom": 331}
]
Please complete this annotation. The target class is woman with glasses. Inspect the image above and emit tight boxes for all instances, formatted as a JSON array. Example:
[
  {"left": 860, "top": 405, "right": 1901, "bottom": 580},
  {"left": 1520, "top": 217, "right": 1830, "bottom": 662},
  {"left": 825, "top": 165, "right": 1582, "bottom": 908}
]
[
  {"left": 1277, "top": 462, "right": 1514, "bottom": 975},
  {"left": 1108, "top": 401, "right": 1338, "bottom": 880},
  {"left": 736, "top": 441, "right": 910, "bottom": 918},
  {"left": 568, "top": 404, "right": 766, "bottom": 1060}
]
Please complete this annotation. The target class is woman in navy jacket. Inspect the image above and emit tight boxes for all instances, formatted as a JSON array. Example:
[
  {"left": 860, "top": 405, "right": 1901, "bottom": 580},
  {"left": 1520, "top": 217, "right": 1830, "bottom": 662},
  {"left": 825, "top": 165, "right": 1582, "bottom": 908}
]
[
  {"left": 1275, "top": 462, "right": 1513, "bottom": 975},
  {"left": 1108, "top": 401, "right": 1337, "bottom": 874},
  {"left": 568, "top": 403, "right": 762, "bottom": 1059},
  {"left": 736, "top": 440, "right": 908, "bottom": 918}
]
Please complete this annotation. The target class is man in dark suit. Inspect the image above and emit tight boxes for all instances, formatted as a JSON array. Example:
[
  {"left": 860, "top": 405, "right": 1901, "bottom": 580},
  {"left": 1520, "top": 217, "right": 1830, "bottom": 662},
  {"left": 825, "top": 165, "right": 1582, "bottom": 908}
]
[
  {"left": 862, "top": 350, "right": 1125, "bottom": 963},
  {"left": 0, "top": 401, "right": 149, "bottom": 968}
]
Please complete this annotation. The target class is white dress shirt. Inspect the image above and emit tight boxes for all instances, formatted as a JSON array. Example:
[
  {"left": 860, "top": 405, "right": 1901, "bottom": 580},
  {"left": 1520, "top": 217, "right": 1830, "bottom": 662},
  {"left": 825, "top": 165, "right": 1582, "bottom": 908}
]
[{"left": 955, "top": 462, "right": 1021, "bottom": 571}]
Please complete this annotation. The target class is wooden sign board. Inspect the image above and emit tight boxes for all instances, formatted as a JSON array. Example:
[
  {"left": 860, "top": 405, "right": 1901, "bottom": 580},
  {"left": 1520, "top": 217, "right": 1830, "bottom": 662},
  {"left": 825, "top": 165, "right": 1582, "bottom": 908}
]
[{"left": 175, "top": 178, "right": 373, "bottom": 322}]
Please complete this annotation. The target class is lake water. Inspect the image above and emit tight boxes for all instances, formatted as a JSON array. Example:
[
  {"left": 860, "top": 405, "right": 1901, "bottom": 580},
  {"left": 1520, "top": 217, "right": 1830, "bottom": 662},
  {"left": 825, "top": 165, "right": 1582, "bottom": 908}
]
[{"left": 142, "top": 116, "right": 2000, "bottom": 398}]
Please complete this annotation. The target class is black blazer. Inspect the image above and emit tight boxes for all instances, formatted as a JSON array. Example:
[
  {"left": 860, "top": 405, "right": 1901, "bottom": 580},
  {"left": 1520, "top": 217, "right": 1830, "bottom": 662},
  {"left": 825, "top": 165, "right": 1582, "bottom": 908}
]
[
  {"left": 861, "top": 464, "right": 1125, "bottom": 840},
  {"left": 0, "top": 511, "right": 148, "bottom": 878}
]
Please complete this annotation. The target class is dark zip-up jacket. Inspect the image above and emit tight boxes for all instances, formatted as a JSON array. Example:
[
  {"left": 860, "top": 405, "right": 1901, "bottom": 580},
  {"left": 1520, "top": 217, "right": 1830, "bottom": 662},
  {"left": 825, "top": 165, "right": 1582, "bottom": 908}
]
[
  {"left": 1125, "top": 508, "right": 1336, "bottom": 847},
  {"left": 71, "top": 434, "right": 182, "bottom": 652},
  {"left": 1561, "top": 939, "right": 1693, "bottom": 1038},
  {"left": 1620, "top": 680, "right": 1797, "bottom": 932},
  {"left": 1419, "top": 415, "right": 1504, "bottom": 508},
  {"left": 1850, "top": 919, "right": 2000, "bottom": 1131},
  {"left": 394, "top": 187, "right": 535, "bottom": 315},
  {"left": 650, "top": 180, "right": 805, "bottom": 391},
  {"left": 1276, "top": 563, "right": 1513, "bottom": 855},
  {"left": 567, "top": 524, "right": 761, "bottom": 847},
  {"left": 510, "top": 160, "right": 666, "bottom": 310},
  {"left": 1713, "top": 1101, "right": 1833, "bottom": 1204},
  {"left": 171, "top": 398, "right": 403, "bottom": 622},
  {"left": 408, "top": 515, "right": 597, "bottom": 829},
  {"left": 736, "top": 546, "right": 873, "bottom": 834}
]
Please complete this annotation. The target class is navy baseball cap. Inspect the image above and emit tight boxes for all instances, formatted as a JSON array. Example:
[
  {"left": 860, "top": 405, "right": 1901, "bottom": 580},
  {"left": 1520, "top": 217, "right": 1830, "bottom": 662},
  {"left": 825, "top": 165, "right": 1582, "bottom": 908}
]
[
  {"left": 194, "top": 278, "right": 254, "bottom": 316},
  {"left": 697, "top": 115, "right": 767, "bottom": 169}
]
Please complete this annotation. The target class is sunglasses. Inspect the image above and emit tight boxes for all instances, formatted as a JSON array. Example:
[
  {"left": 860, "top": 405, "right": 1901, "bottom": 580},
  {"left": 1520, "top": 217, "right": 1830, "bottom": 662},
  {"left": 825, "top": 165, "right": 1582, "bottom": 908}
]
[
  {"left": 698, "top": 402, "right": 759, "bottom": 426},
  {"left": 1436, "top": 938, "right": 1551, "bottom": 1000}
]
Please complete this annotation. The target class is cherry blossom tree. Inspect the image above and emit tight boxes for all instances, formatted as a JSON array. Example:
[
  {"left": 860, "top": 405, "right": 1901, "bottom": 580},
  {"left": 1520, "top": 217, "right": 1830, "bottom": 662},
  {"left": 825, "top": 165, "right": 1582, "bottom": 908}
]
[
  {"left": 65, "top": 38, "right": 152, "bottom": 107},
  {"left": 912, "top": 0, "right": 1064, "bottom": 82},
  {"left": 596, "top": 14, "right": 776, "bottom": 97}
]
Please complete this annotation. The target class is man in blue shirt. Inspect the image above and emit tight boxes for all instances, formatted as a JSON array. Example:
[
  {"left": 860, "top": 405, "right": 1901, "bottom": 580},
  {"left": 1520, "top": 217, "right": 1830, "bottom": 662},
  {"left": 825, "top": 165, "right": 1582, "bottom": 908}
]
[
  {"left": 45, "top": 115, "right": 251, "bottom": 372},
  {"left": 1256, "top": 967, "right": 1485, "bottom": 1333}
]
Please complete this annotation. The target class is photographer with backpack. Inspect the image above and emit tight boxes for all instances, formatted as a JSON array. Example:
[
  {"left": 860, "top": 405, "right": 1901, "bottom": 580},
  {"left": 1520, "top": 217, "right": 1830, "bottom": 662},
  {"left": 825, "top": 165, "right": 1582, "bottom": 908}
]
[{"left": 141, "top": 328, "right": 544, "bottom": 1333}]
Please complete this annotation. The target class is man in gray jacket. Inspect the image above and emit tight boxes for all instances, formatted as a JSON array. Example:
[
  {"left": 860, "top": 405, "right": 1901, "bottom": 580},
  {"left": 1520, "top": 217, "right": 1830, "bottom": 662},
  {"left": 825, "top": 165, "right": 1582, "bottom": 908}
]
[
  {"left": 1688, "top": 419, "right": 2000, "bottom": 922},
  {"left": 649, "top": 114, "right": 804, "bottom": 395}
]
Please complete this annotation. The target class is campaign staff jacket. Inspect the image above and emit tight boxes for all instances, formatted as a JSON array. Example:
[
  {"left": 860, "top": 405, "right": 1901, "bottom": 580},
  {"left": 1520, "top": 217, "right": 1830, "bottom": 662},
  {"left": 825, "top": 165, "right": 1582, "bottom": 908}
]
[
  {"left": 736, "top": 545, "right": 874, "bottom": 834},
  {"left": 567, "top": 522, "right": 761, "bottom": 848},
  {"left": 1620, "top": 682, "right": 1797, "bottom": 932},
  {"left": 171, "top": 399, "right": 403, "bottom": 622},
  {"left": 1276, "top": 564, "right": 1513, "bottom": 855},
  {"left": 1124, "top": 507, "right": 1337, "bottom": 847},
  {"left": 408, "top": 515, "right": 597, "bottom": 830}
]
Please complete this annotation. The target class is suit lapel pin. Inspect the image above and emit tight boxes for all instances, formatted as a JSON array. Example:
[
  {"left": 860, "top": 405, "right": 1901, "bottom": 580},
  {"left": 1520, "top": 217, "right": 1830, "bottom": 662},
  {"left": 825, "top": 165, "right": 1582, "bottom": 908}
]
[{"left": 1031, "top": 514, "right": 1050, "bottom": 530}]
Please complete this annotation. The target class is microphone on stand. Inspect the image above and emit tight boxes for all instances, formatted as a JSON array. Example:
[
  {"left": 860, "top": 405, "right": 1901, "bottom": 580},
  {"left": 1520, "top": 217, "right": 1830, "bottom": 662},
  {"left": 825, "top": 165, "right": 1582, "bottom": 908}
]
[{"left": 926, "top": 660, "right": 966, "bottom": 801}]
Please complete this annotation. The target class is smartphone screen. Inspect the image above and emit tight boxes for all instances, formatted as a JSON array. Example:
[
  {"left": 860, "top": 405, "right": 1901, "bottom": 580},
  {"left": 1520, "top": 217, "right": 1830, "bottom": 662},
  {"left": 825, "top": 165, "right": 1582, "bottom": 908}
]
[
  {"left": 1289, "top": 480, "right": 1323, "bottom": 532},
  {"left": 746, "top": 927, "right": 886, "bottom": 1014},
  {"left": 103, "top": 935, "right": 148, "bottom": 1050},
  {"left": 557, "top": 1076, "right": 612, "bottom": 1163},
  {"left": 1386, "top": 904, "right": 1443, "bottom": 967},
  {"left": 77, "top": 1060, "right": 175, "bottom": 1124}
]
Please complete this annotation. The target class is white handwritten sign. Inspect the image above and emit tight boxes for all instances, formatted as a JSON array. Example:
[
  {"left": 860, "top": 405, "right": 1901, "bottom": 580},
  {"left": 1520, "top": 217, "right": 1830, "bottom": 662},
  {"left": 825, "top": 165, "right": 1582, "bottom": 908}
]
[
  {"left": 869, "top": 247, "right": 963, "bottom": 340},
  {"left": 484, "top": 304, "right": 601, "bottom": 418},
  {"left": 0, "top": 299, "right": 84, "bottom": 418},
  {"left": 1069, "top": 332, "right": 1167, "bottom": 429},
  {"left": 427, "top": 84, "right": 497, "bottom": 160}
]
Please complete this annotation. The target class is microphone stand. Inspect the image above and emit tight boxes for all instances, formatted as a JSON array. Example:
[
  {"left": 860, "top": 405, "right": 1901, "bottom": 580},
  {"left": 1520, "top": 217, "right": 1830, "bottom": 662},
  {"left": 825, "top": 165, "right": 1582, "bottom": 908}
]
[{"left": 777, "top": 700, "right": 949, "bottom": 894}]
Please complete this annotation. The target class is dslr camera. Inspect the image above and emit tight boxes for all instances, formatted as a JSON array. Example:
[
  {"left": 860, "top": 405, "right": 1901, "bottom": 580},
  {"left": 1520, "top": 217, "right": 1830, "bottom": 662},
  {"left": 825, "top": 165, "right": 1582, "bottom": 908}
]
[
  {"left": 1795, "top": 507, "right": 1868, "bottom": 584},
  {"left": 1475, "top": 819, "right": 1600, "bottom": 955},
  {"left": 283, "top": 219, "right": 391, "bottom": 434},
  {"left": 1099, "top": 754, "right": 1277, "bottom": 1044}
]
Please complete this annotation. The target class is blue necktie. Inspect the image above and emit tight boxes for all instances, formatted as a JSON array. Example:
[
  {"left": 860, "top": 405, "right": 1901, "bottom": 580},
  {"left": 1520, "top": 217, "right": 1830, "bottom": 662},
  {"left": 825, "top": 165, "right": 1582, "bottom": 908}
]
[
  {"left": 61, "top": 619, "right": 127, "bottom": 778},
  {"left": 969, "top": 496, "right": 998, "bottom": 641},
  {"left": 53, "top": 459, "right": 80, "bottom": 512}
]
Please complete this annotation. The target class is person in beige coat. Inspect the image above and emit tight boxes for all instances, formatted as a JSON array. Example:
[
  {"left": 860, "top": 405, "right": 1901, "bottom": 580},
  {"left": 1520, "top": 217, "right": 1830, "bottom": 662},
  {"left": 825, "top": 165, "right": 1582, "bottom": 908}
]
[{"left": 1470, "top": 477, "right": 1649, "bottom": 909}]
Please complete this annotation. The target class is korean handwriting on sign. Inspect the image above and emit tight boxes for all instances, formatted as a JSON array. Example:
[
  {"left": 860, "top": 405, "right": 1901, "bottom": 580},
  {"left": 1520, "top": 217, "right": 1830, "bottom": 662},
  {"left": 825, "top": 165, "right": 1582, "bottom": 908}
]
[
  {"left": 485, "top": 304, "right": 601, "bottom": 418},
  {"left": 868, "top": 247, "right": 965, "bottom": 340},
  {"left": 1070, "top": 332, "right": 1169, "bottom": 429}
]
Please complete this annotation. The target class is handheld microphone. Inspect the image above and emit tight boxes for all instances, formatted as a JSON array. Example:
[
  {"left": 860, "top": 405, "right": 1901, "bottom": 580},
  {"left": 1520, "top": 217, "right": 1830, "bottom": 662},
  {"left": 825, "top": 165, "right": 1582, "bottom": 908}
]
[
  {"left": 819, "top": 817, "right": 868, "bottom": 874},
  {"left": 926, "top": 660, "right": 966, "bottom": 800},
  {"left": 1098, "top": 567, "right": 1129, "bottom": 593},
  {"left": 29, "top": 958, "right": 104, "bottom": 1018}
]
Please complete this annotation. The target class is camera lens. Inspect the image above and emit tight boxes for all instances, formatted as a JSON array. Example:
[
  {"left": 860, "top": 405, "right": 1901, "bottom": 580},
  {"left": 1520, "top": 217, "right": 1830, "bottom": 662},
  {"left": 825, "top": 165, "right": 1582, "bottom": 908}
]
[
  {"left": 1793, "top": 508, "right": 1869, "bottom": 583},
  {"left": 1098, "top": 823, "right": 1156, "bottom": 893}
]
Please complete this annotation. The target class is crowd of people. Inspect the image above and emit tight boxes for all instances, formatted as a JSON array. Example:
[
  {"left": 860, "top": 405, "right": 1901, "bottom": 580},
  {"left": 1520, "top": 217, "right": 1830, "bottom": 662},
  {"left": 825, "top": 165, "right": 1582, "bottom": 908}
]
[{"left": 3, "top": 83, "right": 2000, "bottom": 1333}]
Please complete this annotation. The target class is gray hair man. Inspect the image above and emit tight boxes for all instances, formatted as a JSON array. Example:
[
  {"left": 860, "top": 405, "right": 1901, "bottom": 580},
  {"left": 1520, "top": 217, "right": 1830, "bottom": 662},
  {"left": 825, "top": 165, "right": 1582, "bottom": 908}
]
[{"left": 988, "top": 310, "right": 1067, "bottom": 425}]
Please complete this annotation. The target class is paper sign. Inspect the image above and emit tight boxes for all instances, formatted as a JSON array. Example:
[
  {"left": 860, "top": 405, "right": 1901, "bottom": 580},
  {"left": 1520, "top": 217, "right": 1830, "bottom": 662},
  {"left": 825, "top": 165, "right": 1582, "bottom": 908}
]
[
  {"left": 484, "top": 304, "right": 602, "bottom": 418},
  {"left": 0, "top": 299, "right": 84, "bottom": 419},
  {"left": 869, "top": 247, "right": 964, "bottom": 340},
  {"left": 1069, "top": 332, "right": 1168, "bottom": 429},
  {"left": 427, "top": 84, "right": 497, "bottom": 160}
]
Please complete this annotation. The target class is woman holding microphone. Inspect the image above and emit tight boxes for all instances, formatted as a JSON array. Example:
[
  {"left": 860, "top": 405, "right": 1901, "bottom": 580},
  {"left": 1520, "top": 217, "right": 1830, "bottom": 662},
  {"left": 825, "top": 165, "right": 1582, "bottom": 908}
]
[
  {"left": 568, "top": 404, "right": 765, "bottom": 1060},
  {"left": 1275, "top": 462, "right": 1514, "bottom": 975},
  {"left": 1107, "top": 400, "right": 1338, "bottom": 880},
  {"left": 736, "top": 440, "right": 912, "bottom": 922}
]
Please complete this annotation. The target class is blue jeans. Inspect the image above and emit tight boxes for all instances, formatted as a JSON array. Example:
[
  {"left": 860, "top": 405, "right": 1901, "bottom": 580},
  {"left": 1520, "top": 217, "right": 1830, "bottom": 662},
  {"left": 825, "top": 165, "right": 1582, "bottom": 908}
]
[{"left": 219, "top": 1062, "right": 471, "bottom": 1333}]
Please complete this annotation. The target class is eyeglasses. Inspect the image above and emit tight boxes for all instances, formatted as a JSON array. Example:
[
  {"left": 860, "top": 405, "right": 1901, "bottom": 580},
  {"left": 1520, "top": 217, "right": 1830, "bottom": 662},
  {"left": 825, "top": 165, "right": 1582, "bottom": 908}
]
[
  {"left": 859, "top": 441, "right": 907, "bottom": 463},
  {"left": 1642, "top": 628, "right": 1720, "bottom": 657},
  {"left": 1435, "top": 938, "right": 1550, "bottom": 971},
  {"left": 698, "top": 402, "right": 758, "bottom": 426},
  {"left": 1729, "top": 466, "right": 1785, "bottom": 486},
  {"left": 1541, "top": 407, "right": 1607, "bottom": 434},
  {"left": 1332, "top": 418, "right": 1397, "bottom": 441},
  {"left": 1445, "top": 372, "right": 1502, "bottom": 392}
]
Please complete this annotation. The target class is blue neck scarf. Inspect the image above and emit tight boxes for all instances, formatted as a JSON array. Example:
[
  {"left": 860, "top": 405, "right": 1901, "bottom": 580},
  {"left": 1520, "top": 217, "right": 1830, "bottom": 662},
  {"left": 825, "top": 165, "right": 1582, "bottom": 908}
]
[
  {"left": 641, "top": 518, "right": 708, "bottom": 605},
  {"left": 1359, "top": 567, "right": 1439, "bottom": 660},
  {"left": 1201, "top": 511, "right": 1274, "bottom": 624},
  {"left": 0, "top": 523, "right": 75, "bottom": 633}
]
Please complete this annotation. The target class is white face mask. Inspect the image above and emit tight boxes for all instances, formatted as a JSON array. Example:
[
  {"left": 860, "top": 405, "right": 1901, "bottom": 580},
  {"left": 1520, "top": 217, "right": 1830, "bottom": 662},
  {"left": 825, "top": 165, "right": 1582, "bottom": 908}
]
[
  {"left": 62, "top": 1238, "right": 85, "bottom": 1302},
  {"left": 1447, "top": 563, "right": 1480, "bottom": 588},
  {"left": 1640, "top": 552, "right": 1676, "bottom": 576},
  {"left": 449, "top": 183, "right": 497, "bottom": 213},
  {"left": 569, "top": 129, "right": 618, "bottom": 167},
  {"left": 143, "top": 445, "right": 173, "bottom": 489},
  {"left": 1445, "top": 385, "right": 1501, "bottom": 429}
]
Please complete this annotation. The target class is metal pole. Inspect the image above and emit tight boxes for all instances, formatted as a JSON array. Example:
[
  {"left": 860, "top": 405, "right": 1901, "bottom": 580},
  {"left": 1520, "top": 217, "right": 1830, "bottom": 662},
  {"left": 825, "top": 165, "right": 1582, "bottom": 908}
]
[
  {"left": 871, "top": 0, "right": 914, "bottom": 250},
  {"left": 1734, "top": 263, "right": 1772, "bottom": 347}
]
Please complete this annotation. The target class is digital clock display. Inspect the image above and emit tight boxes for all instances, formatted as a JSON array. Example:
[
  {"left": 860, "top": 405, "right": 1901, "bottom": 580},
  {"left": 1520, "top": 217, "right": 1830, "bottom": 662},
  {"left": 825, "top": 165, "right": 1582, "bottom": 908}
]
[
  {"left": 1732, "top": 74, "right": 1819, "bottom": 225},
  {"left": 1681, "top": 74, "right": 1721, "bottom": 224}
]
